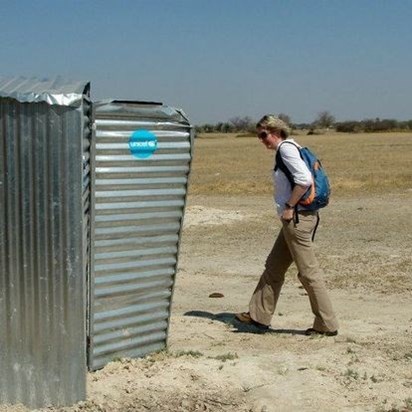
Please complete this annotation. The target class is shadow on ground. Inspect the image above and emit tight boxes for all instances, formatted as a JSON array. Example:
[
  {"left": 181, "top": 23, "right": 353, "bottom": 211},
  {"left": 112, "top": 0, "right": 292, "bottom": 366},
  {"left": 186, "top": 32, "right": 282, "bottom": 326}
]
[{"left": 184, "top": 310, "right": 307, "bottom": 335}]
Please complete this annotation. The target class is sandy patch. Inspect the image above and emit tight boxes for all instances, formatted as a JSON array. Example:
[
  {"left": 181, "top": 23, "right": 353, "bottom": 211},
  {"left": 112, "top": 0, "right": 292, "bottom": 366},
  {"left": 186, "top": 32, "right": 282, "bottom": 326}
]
[{"left": 183, "top": 205, "right": 255, "bottom": 228}]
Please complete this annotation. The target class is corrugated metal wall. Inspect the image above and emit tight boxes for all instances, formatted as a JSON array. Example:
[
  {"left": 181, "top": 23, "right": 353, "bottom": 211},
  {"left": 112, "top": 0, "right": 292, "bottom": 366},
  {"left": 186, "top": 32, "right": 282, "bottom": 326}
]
[
  {"left": 89, "top": 101, "right": 192, "bottom": 370},
  {"left": 0, "top": 98, "right": 90, "bottom": 408}
]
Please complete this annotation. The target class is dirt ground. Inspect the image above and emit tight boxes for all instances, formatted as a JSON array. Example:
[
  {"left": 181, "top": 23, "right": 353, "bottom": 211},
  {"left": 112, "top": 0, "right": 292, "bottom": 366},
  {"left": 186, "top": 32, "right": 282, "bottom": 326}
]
[
  {"left": 168, "top": 194, "right": 412, "bottom": 412},
  {"left": 2, "top": 191, "right": 411, "bottom": 412}
]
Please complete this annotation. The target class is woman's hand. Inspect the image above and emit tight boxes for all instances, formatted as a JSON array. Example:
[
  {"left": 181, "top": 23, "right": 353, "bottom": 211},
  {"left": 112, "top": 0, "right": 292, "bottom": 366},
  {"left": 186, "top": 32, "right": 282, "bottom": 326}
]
[{"left": 281, "top": 207, "right": 294, "bottom": 222}]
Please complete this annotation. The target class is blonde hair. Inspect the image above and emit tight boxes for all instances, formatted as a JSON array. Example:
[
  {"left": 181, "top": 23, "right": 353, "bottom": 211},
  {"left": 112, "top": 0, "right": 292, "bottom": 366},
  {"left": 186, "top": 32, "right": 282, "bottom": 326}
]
[{"left": 256, "top": 114, "right": 290, "bottom": 138}]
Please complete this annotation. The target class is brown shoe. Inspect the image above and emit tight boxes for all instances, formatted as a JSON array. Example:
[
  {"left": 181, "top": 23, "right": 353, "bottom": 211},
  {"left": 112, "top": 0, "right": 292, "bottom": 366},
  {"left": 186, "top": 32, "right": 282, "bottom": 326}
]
[
  {"left": 235, "top": 312, "right": 253, "bottom": 323},
  {"left": 305, "top": 328, "right": 338, "bottom": 337},
  {"left": 235, "top": 312, "right": 269, "bottom": 330}
]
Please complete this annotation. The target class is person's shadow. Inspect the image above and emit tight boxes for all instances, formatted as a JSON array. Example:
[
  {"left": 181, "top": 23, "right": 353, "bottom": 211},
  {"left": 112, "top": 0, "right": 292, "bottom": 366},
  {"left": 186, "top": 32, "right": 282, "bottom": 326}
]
[{"left": 184, "top": 310, "right": 306, "bottom": 335}]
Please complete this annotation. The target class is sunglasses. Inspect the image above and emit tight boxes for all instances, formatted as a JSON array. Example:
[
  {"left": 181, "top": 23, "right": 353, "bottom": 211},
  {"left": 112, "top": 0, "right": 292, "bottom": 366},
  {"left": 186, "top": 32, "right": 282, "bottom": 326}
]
[{"left": 257, "top": 130, "right": 269, "bottom": 140}]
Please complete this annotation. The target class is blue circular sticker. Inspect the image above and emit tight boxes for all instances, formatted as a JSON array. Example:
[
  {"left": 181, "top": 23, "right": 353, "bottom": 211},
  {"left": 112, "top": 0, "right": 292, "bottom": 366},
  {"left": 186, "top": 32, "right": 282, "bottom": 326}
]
[{"left": 129, "top": 129, "right": 158, "bottom": 159}]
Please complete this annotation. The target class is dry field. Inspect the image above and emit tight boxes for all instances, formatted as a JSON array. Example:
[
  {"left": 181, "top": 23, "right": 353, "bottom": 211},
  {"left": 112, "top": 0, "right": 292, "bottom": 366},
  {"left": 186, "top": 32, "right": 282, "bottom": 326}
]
[
  {"left": 190, "top": 132, "right": 412, "bottom": 196},
  {"left": 2, "top": 132, "right": 412, "bottom": 412},
  {"left": 187, "top": 132, "right": 412, "bottom": 293}
]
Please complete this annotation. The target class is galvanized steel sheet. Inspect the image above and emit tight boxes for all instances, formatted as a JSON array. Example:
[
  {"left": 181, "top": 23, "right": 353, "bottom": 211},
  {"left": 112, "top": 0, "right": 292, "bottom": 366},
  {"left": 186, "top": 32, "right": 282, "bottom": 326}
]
[
  {"left": 89, "top": 101, "right": 193, "bottom": 370},
  {"left": 0, "top": 79, "right": 90, "bottom": 408},
  {"left": 0, "top": 75, "right": 90, "bottom": 107}
]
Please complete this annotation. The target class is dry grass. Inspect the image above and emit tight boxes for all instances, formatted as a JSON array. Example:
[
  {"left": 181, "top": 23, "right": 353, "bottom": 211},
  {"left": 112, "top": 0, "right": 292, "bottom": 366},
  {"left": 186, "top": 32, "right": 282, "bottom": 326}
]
[
  {"left": 190, "top": 132, "right": 412, "bottom": 196},
  {"left": 186, "top": 132, "right": 412, "bottom": 293}
]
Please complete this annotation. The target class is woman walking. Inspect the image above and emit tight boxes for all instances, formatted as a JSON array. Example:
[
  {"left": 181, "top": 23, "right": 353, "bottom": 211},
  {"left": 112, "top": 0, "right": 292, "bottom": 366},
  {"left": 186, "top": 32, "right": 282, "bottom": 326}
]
[{"left": 236, "top": 115, "right": 338, "bottom": 336}]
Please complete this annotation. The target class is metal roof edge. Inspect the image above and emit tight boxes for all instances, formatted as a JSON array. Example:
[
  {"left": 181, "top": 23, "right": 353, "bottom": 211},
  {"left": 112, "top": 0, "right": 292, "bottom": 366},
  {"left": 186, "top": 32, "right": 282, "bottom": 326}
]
[
  {"left": 0, "top": 75, "right": 90, "bottom": 107},
  {"left": 94, "top": 100, "right": 191, "bottom": 126}
]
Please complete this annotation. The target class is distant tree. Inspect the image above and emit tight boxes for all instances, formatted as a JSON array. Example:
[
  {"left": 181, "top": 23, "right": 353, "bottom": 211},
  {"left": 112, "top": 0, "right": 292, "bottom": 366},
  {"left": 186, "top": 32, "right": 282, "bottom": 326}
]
[
  {"left": 361, "top": 118, "right": 399, "bottom": 132},
  {"left": 315, "top": 111, "right": 336, "bottom": 129},
  {"left": 335, "top": 117, "right": 409, "bottom": 133},
  {"left": 221, "top": 122, "right": 234, "bottom": 133},
  {"left": 278, "top": 113, "right": 291, "bottom": 126},
  {"left": 378, "top": 119, "right": 398, "bottom": 131},
  {"left": 215, "top": 122, "right": 224, "bottom": 132},
  {"left": 202, "top": 123, "right": 215, "bottom": 133},
  {"left": 229, "top": 116, "right": 254, "bottom": 132},
  {"left": 195, "top": 125, "right": 204, "bottom": 134},
  {"left": 335, "top": 121, "right": 362, "bottom": 133},
  {"left": 294, "top": 123, "right": 312, "bottom": 130}
]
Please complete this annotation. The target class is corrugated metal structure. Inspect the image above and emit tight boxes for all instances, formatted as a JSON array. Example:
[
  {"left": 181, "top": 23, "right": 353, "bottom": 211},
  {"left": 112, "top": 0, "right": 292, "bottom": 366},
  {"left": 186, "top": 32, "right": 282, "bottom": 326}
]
[
  {"left": 89, "top": 101, "right": 193, "bottom": 370},
  {"left": 0, "top": 77, "right": 91, "bottom": 408},
  {"left": 0, "top": 78, "right": 194, "bottom": 408}
]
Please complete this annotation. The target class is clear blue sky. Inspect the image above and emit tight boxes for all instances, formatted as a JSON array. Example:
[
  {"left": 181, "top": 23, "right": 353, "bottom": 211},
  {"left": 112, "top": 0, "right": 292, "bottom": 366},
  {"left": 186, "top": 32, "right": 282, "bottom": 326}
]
[{"left": 1, "top": 0, "right": 411, "bottom": 124}]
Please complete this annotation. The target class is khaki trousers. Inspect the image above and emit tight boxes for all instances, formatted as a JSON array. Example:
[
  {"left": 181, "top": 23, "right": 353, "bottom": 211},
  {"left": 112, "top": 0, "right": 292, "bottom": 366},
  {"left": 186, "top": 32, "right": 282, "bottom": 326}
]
[{"left": 249, "top": 212, "right": 338, "bottom": 332}]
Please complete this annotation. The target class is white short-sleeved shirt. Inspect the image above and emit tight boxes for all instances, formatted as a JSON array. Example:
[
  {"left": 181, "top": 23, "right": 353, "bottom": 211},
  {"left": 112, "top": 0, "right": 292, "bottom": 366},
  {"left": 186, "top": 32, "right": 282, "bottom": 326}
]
[{"left": 272, "top": 139, "right": 313, "bottom": 216}]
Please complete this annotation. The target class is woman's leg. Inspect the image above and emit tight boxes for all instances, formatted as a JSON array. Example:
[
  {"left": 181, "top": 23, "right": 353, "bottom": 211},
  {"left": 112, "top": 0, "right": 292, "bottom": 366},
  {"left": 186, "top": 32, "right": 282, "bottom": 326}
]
[
  {"left": 249, "top": 229, "right": 293, "bottom": 326},
  {"left": 282, "top": 213, "right": 338, "bottom": 332}
]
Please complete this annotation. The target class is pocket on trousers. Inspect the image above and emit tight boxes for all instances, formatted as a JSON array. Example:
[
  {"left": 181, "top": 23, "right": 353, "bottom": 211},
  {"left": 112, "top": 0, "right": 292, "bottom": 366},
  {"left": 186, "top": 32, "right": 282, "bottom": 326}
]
[{"left": 284, "top": 214, "right": 316, "bottom": 238}]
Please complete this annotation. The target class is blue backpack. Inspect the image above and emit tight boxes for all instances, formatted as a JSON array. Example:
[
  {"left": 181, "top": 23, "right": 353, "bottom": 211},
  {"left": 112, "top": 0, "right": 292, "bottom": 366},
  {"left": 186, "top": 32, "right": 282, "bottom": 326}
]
[{"left": 275, "top": 141, "right": 331, "bottom": 211}]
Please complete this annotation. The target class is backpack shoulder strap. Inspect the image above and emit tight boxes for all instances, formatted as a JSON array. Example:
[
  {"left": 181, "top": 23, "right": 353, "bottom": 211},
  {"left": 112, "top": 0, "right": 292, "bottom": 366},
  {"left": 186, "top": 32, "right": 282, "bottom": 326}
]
[{"left": 274, "top": 141, "right": 302, "bottom": 186}]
